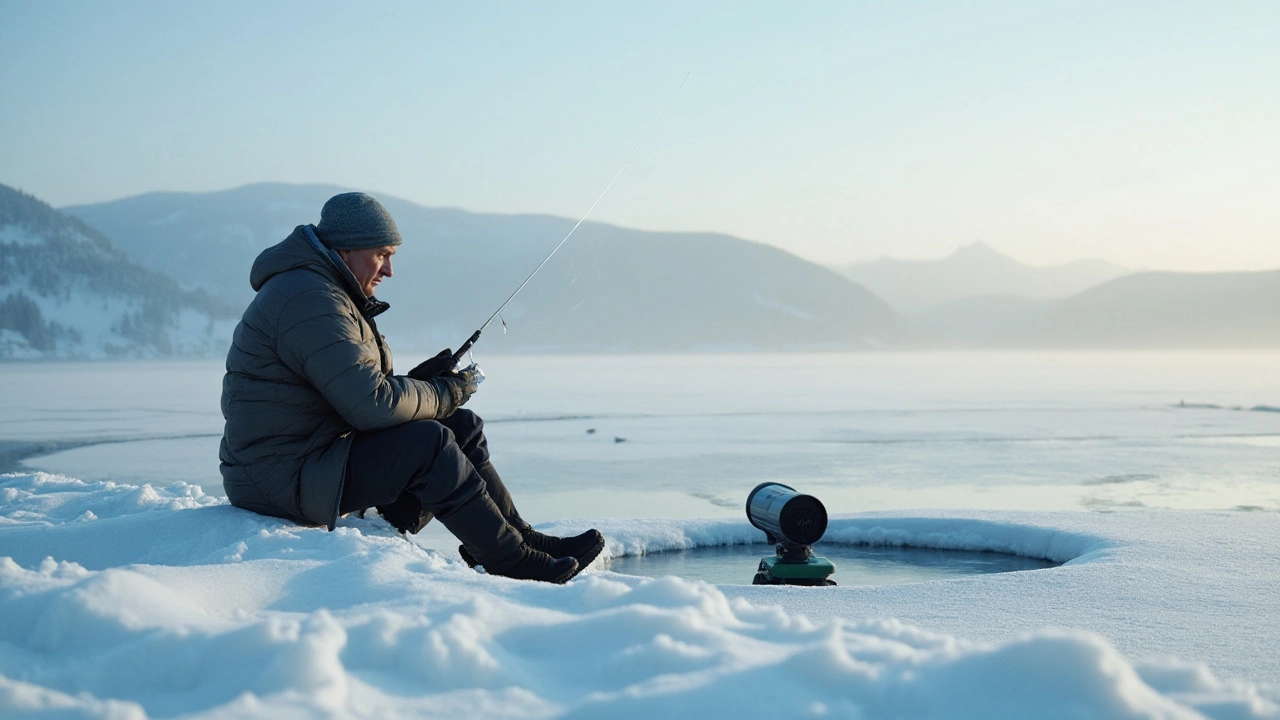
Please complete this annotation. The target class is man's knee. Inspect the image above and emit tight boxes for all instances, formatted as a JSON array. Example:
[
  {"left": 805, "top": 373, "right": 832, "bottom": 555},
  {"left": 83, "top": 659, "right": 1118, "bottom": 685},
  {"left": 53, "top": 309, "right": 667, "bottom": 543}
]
[
  {"left": 438, "top": 409, "right": 489, "bottom": 466},
  {"left": 342, "top": 420, "right": 457, "bottom": 514},
  {"left": 445, "top": 408, "right": 483, "bottom": 437},
  {"left": 397, "top": 419, "right": 456, "bottom": 452},
  {"left": 351, "top": 421, "right": 456, "bottom": 481}
]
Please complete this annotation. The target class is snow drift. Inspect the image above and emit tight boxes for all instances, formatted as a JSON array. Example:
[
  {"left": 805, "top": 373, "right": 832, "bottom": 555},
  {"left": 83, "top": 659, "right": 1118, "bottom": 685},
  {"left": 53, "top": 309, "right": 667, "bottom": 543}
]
[{"left": 0, "top": 472, "right": 1274, "bottom": 719}]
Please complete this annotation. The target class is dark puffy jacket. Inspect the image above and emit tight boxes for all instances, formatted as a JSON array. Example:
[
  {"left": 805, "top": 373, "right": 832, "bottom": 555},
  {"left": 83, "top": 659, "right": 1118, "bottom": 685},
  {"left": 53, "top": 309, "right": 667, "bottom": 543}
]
[{"left": 219, "top": 225, "right": 445, "bottom": 529}]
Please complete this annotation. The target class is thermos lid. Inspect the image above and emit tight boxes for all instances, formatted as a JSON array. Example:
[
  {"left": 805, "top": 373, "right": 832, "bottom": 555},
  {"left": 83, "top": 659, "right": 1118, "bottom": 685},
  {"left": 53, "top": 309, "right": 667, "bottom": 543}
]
[{"left": 746, "top": 482, "right": 828, "bottom": 546}]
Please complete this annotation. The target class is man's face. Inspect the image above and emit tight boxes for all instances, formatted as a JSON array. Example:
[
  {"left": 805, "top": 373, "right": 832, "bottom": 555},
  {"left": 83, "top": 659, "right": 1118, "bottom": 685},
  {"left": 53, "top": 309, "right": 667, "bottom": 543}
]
[{"left": 337, "top": 245, "right": 396, "bottom": 298}]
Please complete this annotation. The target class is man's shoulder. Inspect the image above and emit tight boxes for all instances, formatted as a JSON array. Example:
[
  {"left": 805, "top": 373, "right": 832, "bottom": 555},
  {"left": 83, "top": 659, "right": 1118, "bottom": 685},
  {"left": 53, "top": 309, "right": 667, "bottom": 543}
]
[{"left": 255, "top": 266, "right": 352, "bottom": 312}]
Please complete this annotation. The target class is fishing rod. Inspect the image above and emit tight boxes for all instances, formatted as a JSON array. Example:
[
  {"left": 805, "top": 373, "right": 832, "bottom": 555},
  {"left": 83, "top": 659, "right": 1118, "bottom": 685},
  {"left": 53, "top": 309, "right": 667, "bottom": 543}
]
[{"left": 450, "top": 72, "right": 691, "bottom": 366}]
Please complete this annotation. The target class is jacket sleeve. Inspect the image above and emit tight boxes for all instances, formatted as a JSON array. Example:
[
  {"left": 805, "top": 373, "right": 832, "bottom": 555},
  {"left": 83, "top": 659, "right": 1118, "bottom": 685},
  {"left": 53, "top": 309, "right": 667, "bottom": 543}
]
[{"left": 275, "top": 287, "right": 445, "bottom": 431}]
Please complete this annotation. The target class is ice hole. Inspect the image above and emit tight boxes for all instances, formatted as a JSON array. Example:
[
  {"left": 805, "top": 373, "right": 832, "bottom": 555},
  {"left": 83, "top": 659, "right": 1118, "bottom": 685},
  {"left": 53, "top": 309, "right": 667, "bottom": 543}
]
[{"left": 602, "top": 543, "right": 1060, "bottom": 586}]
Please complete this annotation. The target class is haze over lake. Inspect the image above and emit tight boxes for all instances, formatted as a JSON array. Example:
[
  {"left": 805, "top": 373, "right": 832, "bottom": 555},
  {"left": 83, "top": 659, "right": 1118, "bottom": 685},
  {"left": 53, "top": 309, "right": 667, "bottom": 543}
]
[{"left": 7, "top": 351, "right": 1277, "bottom": 521}]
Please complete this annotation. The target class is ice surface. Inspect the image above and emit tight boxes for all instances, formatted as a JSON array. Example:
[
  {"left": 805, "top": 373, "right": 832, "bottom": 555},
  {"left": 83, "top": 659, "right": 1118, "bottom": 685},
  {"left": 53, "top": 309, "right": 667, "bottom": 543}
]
[
  {"left": 7, "top": 353, "right": 1279, "bottom": 516},
  {"left": 1, "top": 352, "right": 1278, "bottom": 717},
  {"left": 0, "top": 472, "right": 1276, "bottom": 719}
]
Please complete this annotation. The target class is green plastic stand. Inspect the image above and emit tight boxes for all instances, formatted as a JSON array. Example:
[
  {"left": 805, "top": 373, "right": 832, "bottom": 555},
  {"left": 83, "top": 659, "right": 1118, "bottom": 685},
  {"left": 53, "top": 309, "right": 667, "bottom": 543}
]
[{"left": 753, "top": 555, "right": 837, "bottom": 586}]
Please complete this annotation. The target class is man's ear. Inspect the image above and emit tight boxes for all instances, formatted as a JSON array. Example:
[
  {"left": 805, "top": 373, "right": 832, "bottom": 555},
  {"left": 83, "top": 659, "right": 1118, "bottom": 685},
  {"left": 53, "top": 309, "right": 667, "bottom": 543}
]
[{"left": 336, "top": 249, "right": 351, "bottom": 262}]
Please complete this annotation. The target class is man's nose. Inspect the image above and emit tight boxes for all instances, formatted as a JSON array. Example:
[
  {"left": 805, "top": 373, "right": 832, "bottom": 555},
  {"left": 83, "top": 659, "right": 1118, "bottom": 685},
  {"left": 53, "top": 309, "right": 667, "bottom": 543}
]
[{"left": 382, "top": 259, "right": 393, "bottom": 277}]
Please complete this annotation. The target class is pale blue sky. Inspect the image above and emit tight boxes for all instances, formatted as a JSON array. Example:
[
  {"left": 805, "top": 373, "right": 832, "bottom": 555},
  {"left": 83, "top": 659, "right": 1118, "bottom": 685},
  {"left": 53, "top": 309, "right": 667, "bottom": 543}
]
[{"left": 2, "top": 1, "right": 1277, "bottom": 271}]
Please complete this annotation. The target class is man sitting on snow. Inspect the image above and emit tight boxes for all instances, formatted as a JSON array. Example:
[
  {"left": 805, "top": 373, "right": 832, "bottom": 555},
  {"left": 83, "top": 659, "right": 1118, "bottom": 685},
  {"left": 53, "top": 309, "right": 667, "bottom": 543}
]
[{"left": 218, "top": 192, "right": 603, "bottom": 584}]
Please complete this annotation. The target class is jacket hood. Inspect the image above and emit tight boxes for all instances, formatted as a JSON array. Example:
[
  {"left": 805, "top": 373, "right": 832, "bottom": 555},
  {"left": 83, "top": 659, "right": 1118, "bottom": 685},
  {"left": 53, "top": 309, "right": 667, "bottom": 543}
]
[
  {"left": 250, "top": 225, "right": 342, "bottom": 292},
  {"left": 250, "top": 225, "right": 390, "bottom": 318}
]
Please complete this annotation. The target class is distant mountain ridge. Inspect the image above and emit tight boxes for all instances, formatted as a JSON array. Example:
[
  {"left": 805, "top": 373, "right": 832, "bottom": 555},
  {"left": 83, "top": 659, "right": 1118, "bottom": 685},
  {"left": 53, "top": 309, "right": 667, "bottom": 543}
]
[
  {"left": 65, "top": 183, "right": 913, "bottom": 354},
  {"left": 0, "top": 183, "right": 237, "bottom": 359},
  {"left": 1017, "top": 270, "right": 1280, "bottom": 348},
  {"left": 835, "top": 242, "right": 1132, "bottom": 315},
  {"left": 917, "top": 269, "right": 1280, "bottom": 349},
  {"left": 54, "top": 184, "right": 1280, "bottom": 353},
  {"left": 64, "top": 184, "right": 373, "bottom": 309}
]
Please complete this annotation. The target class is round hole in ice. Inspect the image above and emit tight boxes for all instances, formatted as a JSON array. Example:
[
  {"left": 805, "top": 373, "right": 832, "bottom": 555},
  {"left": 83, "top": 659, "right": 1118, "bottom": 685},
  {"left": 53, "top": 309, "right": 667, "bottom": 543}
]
[{"left": 602, "top": 543, "right": 1060, "bottom": 586}]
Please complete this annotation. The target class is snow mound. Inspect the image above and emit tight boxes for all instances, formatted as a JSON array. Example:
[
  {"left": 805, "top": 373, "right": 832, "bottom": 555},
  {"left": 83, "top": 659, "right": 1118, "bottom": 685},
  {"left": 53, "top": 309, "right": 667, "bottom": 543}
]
[{"left": 0, "top": 472, "right": 1273, "bottom": 719}]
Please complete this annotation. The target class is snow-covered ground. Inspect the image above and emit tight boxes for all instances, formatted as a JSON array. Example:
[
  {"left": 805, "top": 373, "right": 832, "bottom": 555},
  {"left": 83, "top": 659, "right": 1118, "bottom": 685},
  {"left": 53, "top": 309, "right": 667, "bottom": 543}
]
[
  {"left": 1, "top": 473, "right": 1276, "bottom": 719},
  {"left": 1, "top": 352, "right": 1278, "bottom": 718}
]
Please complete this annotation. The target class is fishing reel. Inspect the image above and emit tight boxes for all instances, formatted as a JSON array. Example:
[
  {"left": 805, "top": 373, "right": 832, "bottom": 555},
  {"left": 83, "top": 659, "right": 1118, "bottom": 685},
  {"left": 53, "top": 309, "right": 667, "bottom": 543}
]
[
  {"left": 746, "top": 482, "right": 836, "bottom": 586},
  {"left": 456, "top": 362, "right": 485, "bottom": 385}
]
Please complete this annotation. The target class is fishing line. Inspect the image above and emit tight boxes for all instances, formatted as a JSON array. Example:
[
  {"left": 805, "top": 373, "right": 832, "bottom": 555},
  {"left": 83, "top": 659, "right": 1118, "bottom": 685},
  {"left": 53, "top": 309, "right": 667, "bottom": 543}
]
[{"left": 451, "top": 71, "right": 691, "bottom": 364}]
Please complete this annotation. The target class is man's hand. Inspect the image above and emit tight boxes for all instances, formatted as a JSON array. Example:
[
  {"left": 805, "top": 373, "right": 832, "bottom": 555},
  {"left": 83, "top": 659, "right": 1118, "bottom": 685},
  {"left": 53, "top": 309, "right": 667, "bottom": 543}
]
[
  {"left": 429, "top": 364, "right": 482, "bottom": 417},
  {"left": 408, "top": 348, "right": 456, "bottom": 380},
  {"left": 448, "top": 364, "right": 482, "bottom": 406}
]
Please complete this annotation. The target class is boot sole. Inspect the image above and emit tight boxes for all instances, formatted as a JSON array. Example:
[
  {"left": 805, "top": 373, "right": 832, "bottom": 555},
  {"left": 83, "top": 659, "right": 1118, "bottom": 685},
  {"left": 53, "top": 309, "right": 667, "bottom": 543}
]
[
  {"left": 504, "top": 557, "right": 579, "bottom": 584},
  {"left": 552, "top": 560, "right": 581, "bottom": 584}
]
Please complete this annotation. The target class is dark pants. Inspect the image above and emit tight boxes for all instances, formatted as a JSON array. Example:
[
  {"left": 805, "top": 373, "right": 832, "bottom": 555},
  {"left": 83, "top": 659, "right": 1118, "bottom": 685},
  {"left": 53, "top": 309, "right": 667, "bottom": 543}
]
[{"left": 338, "top": 409, "right": 523, "bottom": 527}]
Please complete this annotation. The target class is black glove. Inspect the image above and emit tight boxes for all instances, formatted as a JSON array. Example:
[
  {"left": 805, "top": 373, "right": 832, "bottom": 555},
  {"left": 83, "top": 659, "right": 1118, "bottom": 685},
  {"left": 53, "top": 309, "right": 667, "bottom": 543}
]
[
  {"left": 408, "top": 348, "right": 456, "bottom": 380},
  {"left": 429, "top": 365, "right": 481, "bottom": 417}
]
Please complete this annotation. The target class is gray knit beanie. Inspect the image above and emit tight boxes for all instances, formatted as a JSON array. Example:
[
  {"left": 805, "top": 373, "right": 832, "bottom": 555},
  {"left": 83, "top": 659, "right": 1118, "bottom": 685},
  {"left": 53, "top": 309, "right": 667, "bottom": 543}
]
[{"left": 314, "top": 192, "right": 403, "bottom": 250}]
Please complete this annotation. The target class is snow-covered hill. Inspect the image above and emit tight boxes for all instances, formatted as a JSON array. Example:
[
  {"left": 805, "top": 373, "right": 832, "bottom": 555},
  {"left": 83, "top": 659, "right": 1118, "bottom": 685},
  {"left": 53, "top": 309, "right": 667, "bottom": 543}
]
[
  {"left": 918, "top": 270, "right": 1280, "bottom": 348},
  {"left": 0, "top": 184, "right": 237, "bottom": 359},
  {"left": 65, "top": 184, "right": 915, "bottom": 354},
  {"left": 57, "top": 185, "right": 1278, "bottom": 352},
  {"left": 841, "top": 242, "right": 1280, "bottom": 348},
  {"left": 835, "top": 241, "right": 1132, "bottom": 315},
  {"left": 1018, "top": 269, "right": 1280, "bottom": 348}
]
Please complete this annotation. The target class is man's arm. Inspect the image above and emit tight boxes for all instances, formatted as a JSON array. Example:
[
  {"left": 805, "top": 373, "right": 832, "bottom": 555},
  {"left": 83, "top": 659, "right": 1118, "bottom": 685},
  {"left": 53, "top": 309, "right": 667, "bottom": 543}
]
[{"left": 275, "top": 287, "right": 445, "bottom": 431}]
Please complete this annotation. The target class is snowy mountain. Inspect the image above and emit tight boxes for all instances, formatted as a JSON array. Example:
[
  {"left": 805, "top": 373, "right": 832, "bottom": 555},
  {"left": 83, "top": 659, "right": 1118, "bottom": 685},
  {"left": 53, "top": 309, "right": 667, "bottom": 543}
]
[
  {"left": 65, "top": 184, "right": 913, "bottom": 354},
  {"left": 61, "top": 185, "right": 1272, "bottom": 353},
  {"left": 0, "top": 184, "right": 237, "bottom": 359},
  {"left": 835, "top": 241, "right": 1132, "bottom": 315},
  {"left": 919, "top": 270, "right": 1280, "bottom": 348},
  {"left": 63, "top": 184, "right": 344, "bottom": 310},
  {"left": 1017, "top": 269, "right": 1280, "bottom": 348}
]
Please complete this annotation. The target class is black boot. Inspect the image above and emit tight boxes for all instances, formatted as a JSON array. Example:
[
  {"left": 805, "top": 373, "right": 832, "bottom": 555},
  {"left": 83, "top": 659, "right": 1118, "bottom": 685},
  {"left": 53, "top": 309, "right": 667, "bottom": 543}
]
[
  {"left": 525, "top": 528, "right": 605, "bottom": 571},
  {"left": 459, "top": 528, "right": 604, "bottom": 572},
  {"left": 439, "top": 491, "right": 577, "bottom": 584},
  {"left": 490, "top": 546, "right": 580, "bottom": 584}
]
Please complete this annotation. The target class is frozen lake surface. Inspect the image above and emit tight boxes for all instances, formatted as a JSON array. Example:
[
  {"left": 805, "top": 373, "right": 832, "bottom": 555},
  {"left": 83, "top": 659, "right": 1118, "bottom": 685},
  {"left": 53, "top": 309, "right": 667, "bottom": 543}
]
[{"left": 4, "top": 351, "right": 1279, "bottom": 518}]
